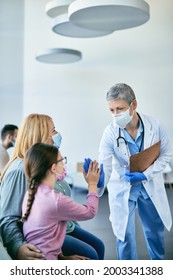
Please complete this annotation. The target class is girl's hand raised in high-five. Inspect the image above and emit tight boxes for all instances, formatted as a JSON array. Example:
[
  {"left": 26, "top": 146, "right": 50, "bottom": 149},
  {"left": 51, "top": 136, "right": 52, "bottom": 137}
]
[{"left": 83, "top": 160, "right": 101, "bottom": 193}]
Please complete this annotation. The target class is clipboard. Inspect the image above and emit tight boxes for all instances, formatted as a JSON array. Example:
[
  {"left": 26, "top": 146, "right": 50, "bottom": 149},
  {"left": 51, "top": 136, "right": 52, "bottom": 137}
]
[{"left": 130, "top": 141, "right": 161, "bottom": 172}]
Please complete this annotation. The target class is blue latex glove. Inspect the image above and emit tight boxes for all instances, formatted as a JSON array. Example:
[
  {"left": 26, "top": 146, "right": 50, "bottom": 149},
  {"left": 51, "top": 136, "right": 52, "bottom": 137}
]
[
  {"left": 83, "top": 158, "right": 105, "bottom": 188},
  {"left": 83, "top": 158, "right": 92, "bottom": 173},
  {"left": 125, "top": 172, "right": 147, "bottom": 183}
]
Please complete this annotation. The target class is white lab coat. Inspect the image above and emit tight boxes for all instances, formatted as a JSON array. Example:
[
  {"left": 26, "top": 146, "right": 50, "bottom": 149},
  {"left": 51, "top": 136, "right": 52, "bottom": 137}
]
[{"left": 98, "top": 113, "right": 172, "bottom": 241}]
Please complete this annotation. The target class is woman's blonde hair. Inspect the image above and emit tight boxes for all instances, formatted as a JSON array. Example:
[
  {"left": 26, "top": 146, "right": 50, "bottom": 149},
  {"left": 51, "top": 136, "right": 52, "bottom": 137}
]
[{"left": 0, "top": 113, "right": 52, "bottom": 180}]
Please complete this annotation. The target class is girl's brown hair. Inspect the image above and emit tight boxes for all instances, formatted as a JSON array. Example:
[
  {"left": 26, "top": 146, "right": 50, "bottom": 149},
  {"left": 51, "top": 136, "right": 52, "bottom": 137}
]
[{"left": 22, "top": 143, "right": 58, "bottom": 221}]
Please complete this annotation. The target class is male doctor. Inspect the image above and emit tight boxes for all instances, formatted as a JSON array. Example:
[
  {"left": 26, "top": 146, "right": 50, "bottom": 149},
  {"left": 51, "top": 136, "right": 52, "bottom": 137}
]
[{"left": 97, "top": 83, "right": 172, "bottom": 259}]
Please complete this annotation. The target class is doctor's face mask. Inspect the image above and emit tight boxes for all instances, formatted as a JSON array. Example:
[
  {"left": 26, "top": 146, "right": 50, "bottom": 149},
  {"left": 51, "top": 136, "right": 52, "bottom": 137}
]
[{"left": 113, "top": 103, "right": 133, "bottom": 129}]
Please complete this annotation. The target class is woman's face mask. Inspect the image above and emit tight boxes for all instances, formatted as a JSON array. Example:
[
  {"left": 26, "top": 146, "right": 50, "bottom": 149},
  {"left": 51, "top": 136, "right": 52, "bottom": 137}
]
[
  {"left": 52, "top": 133, "right": 62, "bottom": 148},
  {"left": 113, "top": 104, "right": 133, "bottom": 129},
  {"left": 56, "top": 166, "right": 67, "bottom": 181}
]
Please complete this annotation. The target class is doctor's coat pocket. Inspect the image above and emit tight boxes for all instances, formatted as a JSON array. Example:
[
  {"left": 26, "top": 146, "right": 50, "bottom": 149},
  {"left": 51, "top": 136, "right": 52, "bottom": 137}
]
[{"left": 113, "top": 146, "right": 129, "bottom": 169}]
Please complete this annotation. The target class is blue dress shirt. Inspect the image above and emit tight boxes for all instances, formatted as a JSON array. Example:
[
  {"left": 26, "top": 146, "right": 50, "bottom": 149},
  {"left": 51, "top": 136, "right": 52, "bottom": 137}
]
[{"left": 123, "top": 120, "right": 149, "bottom": 201}]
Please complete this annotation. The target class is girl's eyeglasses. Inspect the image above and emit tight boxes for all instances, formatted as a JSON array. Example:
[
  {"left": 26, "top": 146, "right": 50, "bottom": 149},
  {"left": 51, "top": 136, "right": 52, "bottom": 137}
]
[{"left": 56, "top": 156, "right": 67, "bottom": 165}]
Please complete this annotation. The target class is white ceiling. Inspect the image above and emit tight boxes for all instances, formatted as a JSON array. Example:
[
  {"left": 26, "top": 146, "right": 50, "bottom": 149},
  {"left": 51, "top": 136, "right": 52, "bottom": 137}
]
[
  {"left": 40, "top": 0, "right": 173, "bottom": 69},
  {"left": 1, "top": 0, "right": 172, "bottom": 69}
]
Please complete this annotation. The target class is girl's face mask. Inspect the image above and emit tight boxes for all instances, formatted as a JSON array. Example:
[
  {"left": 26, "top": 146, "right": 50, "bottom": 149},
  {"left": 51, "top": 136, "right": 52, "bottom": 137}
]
[{"left": 56, "top": 166, "right": 67, "bottom": 181}]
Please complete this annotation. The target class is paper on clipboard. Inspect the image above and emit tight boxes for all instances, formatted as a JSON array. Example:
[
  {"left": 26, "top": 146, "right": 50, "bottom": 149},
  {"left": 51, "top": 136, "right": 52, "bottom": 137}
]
[{"left": 130, "top": 141, "right": 161, "bottom": 172}]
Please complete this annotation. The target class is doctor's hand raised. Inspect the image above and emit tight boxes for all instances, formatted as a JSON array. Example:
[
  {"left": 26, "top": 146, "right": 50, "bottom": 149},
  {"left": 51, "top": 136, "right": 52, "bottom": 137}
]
[
  {"left": 83, "top": 158, "right": 105, "bottom": 188},
  {"left": 83, "top": 160, "right": 101, "bottom": 193}
]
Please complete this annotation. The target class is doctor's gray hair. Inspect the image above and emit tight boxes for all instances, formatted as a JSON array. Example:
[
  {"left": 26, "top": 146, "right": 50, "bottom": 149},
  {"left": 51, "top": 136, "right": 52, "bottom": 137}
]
[{"left": 106, "top": 83, "right": 136, "bottom": 104}]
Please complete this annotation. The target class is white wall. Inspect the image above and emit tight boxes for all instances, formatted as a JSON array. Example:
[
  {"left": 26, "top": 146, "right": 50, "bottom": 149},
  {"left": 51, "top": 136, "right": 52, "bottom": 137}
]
[
  {"left": 23, "top": 0, "right": 173, "bottom": 174},
  {"left": 0, "top": 0, "right": 24, "bottom": 128},
  {"left": 0, "top": 0, "right": 172, "bottom": 178}
]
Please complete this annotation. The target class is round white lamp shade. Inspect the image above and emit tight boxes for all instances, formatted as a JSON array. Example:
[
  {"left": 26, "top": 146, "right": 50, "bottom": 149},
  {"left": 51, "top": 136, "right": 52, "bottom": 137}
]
[
  {"left": 35, "top": 48, "right": 82, "bottom": 64},
  {"left": 45, "top": 0, "right": 74, "bottom": 18},
  {"left": 52, "top": 14, "right": 114, "bottom": 37},
  {"left": 68, "top": 0, "right": 150, "bottom": 31}
]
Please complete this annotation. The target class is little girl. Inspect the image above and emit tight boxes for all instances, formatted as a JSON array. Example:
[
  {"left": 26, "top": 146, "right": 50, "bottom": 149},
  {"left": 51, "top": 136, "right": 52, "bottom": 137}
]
[{"left": 22, "top": 143, "right": 101, "bottom": 260}]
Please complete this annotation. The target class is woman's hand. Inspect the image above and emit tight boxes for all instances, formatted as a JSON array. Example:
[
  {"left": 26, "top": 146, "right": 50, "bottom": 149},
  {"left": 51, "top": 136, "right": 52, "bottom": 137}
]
[
  {"left": 17, "top": 243, "right": 44, "bottom": 260},
  {"left": 83, "top": 160, "right": 101, "bottom": 192}
]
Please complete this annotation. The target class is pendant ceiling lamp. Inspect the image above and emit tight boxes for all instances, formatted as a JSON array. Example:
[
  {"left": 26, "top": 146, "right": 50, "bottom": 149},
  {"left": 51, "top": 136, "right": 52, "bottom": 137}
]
[
  {"left": 35, "top": 48, "right": 82, "bottom": 64},
  {"left": 52, "top": 14, "right": 114, "bottom": 37},
  {"left": 68, "top": 0, "right": 150, "bottom": 32},
  {"left": 45, "top": 0, "right": 74, "bottom": 18}
]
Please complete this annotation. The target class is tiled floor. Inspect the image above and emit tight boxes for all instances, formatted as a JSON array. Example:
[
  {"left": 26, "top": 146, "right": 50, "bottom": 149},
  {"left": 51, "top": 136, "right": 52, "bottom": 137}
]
[{"left": 71, "top": 186, "right": 173, "bottom": 260}]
